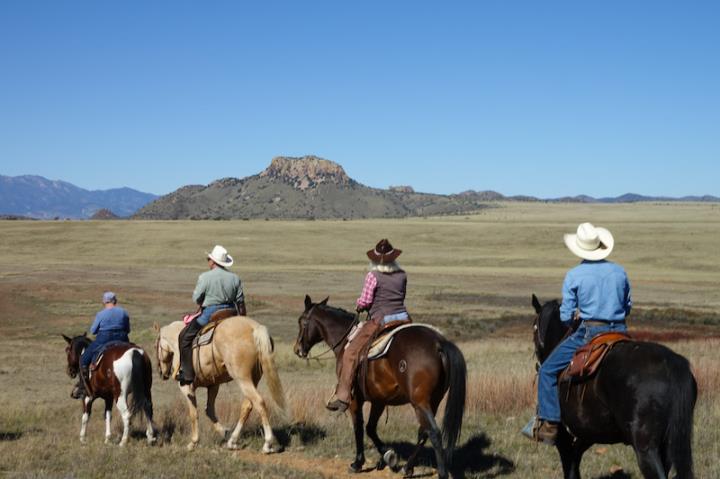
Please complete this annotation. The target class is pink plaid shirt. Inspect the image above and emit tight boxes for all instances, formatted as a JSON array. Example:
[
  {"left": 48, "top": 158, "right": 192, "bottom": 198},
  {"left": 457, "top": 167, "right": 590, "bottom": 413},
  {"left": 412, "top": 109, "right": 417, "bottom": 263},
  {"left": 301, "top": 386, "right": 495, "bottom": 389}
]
[{"left": 356, "top": 272, "right": 377, "bottom": 309}]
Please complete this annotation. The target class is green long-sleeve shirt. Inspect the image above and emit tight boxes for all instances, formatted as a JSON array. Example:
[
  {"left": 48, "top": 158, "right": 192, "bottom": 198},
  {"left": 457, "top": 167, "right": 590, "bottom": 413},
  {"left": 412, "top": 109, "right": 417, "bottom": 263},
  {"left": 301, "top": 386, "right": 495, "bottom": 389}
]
[{"left": 192, "top": 267, "right": 244, "bottom": 307}]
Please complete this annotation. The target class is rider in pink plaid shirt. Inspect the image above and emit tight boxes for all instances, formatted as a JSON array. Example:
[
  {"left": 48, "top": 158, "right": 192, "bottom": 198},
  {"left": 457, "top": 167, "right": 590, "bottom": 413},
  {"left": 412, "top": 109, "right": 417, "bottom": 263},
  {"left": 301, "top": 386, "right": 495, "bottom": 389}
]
[
  {"left": 326, "top": 239, "right": 409, "bottom": 413},
  {"left": 356, "top": 272, "right": 378, "bottom": 310}
]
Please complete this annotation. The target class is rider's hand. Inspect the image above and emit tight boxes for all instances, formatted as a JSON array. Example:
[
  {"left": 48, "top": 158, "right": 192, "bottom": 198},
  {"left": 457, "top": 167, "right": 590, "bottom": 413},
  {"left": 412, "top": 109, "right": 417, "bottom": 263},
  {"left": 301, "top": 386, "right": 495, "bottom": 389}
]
[{"left": 356, "top": 305, "right": 366, "bottom": 314}]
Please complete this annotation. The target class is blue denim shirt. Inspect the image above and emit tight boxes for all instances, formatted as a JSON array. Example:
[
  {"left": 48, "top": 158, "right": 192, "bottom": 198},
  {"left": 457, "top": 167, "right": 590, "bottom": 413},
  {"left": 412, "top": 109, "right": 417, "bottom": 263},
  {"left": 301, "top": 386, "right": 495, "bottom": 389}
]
[
  {"left": 89, "top": 306, "right": 131, "bottom": 335},
  {"left": 559, "top": 260, "right": 632, "bottom": 323}
]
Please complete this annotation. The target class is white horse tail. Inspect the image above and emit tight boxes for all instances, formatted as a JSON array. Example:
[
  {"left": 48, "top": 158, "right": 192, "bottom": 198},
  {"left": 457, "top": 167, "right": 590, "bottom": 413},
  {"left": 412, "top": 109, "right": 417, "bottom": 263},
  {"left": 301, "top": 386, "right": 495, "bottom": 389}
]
[{"left": 253, "top": 324, "right": 286, "bottom": 412}]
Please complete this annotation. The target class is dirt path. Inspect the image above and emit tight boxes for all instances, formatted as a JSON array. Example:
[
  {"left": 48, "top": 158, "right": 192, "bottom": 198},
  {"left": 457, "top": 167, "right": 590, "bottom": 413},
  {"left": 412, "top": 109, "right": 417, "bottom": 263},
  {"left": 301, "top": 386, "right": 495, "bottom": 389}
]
[{"left": 232, "top": 448, "right": 427, "bottom": 479}]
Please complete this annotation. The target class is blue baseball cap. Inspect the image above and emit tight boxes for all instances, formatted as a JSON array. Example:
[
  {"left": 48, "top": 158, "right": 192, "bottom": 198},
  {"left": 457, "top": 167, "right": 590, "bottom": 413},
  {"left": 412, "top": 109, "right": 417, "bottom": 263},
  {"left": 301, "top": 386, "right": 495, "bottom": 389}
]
[{"left": 102, "top": 291, "right": 117, "bottom": 304}]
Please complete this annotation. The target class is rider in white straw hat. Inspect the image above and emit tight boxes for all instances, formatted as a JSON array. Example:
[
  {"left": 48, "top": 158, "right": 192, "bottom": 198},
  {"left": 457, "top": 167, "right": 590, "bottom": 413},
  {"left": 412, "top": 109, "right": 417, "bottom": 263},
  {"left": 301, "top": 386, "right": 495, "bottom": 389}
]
[
  {"left": 524, "top": 222, "right": 632, "bottom": 445},
  {"left": 177, "top": 245, "right": 246, "bottom": 385}
]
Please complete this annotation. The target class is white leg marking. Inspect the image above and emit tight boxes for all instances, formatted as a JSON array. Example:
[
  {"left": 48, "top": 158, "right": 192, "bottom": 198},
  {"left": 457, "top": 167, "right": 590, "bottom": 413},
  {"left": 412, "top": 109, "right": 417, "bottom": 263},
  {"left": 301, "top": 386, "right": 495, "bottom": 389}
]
[
  {"left": 105, "top": 409, "right": 112, "bottom": 443},
  {"left": 80, "top": 396, "right": 92, "bottom": 443}
]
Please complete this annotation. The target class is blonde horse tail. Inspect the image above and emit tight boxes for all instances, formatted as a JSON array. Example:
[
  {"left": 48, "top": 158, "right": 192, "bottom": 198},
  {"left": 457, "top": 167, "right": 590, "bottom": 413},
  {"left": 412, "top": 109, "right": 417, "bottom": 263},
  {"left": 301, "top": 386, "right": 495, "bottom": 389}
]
[{"left": 253, "top": 324, "right": 287, "bottom": 413}]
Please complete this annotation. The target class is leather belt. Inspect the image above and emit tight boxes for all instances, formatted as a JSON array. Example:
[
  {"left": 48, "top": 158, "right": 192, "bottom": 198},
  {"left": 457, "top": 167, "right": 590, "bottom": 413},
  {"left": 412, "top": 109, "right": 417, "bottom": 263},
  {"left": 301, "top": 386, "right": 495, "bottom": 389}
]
[{"left": 583, "top": 320, "right": 624, "bottom": 327}]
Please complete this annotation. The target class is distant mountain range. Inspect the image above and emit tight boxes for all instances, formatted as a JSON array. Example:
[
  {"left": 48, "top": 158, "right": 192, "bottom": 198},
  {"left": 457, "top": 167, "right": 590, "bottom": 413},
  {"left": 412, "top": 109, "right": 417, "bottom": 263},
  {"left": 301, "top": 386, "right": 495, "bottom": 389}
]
[
  {"left": 0, "top": 175, "right": 157, "bottom": 219},
  {"left": 3, "top": 160, "right": 718, "bottom": 220}
]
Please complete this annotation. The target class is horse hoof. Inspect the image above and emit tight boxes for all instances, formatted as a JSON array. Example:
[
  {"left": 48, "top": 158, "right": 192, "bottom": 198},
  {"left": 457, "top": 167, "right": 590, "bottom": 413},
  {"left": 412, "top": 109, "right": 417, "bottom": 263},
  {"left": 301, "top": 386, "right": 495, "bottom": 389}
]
[
  {"left": 262, "top": 443, "right": 282, "bottom": 454},
  {"left": 402, "top": 465, "right": 414, "bottom": 477},
  {"left": 186, "top": 442, "right": 197, "bottom": 451},
  {"left": 383, "top": 449, "right": 398, "bottom": 470},
  {"left": 348, "top": 462, "right": 363, "bottom": 474},
  {"left": 375, "top": 459, "right": 386, "bottom": 471},
  {"left": 227, "top": 441, "right": 241, "bottom": 450}
]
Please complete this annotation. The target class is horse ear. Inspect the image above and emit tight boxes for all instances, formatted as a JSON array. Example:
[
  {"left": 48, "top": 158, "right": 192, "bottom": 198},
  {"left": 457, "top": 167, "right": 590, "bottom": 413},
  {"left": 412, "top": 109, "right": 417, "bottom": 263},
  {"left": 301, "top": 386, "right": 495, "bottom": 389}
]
[
  {"left": 153, "top": 322, "right": 160, "bottom": 333},
  {"left": 83, "top": 331, "right": 88, "bottom": 337},
  {"left": 62, "top": 334, "right": 72, "bottom": 344},
  {"left": 532, "top": 294, "right": 542, "bottom": 314},
  {"left": 319, "top": 296, "right": 329, "bottom": 306},
  {"left": 304, "top": 294, "right": 312, "bottom": 310}
]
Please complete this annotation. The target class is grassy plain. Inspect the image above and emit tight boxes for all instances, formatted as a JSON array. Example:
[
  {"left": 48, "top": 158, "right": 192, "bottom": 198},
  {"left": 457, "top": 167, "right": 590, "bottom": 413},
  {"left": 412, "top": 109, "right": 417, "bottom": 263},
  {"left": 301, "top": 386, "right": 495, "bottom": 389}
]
[{"left": 0, "top": 202, "right": 718, "bottom": 478}]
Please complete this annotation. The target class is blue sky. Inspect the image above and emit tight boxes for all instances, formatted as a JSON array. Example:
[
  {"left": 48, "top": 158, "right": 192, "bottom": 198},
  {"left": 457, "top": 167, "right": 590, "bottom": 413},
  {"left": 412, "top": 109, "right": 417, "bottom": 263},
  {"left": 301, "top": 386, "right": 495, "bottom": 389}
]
[{"left": 1, "top": 1, "right": 718, "bottom": 197}]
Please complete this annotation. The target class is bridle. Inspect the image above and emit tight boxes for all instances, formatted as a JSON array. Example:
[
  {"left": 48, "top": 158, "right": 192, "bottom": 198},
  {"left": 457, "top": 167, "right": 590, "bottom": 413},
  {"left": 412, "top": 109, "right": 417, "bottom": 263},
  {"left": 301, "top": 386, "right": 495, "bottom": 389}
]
[
  {"left": 298, "top": 305, "right": 360, "bottom": 362},
  {"left": 155, "top": 333, "right": 174, "bottom": 377}
]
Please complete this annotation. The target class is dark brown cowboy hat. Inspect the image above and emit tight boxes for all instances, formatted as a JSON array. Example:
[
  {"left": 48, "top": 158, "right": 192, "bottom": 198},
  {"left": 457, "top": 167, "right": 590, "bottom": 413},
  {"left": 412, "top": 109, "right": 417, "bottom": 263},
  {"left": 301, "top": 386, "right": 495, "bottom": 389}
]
[{"left": 366, "top": 239, "right": 402, "bottom": 264}]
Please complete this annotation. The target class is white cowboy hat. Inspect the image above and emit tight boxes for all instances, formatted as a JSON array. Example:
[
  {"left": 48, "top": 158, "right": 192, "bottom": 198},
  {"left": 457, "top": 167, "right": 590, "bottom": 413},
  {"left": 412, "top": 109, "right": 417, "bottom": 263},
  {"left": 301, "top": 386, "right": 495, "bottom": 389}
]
[
  {"left": 207, "top": 245, "right": 234, "bottom": 267},
  {"left": 563, "top": 222, "right": 614, "bottom": 261}
]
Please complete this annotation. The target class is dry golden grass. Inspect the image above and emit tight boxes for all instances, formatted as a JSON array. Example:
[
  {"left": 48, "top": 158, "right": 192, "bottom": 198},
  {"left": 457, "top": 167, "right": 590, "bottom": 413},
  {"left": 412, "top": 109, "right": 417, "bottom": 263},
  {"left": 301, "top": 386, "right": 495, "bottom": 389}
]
[{"left": 0, "top": 202, "right": 718, "bottom": 478}]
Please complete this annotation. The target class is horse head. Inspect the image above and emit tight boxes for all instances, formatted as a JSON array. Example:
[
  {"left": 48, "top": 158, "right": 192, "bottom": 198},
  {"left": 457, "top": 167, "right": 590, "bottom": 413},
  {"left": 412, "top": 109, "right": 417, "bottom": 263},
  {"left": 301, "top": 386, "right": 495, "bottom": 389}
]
[
  {"left": 293, "top": 295, "right": 329, "bottom": 358},
  {"left": 154, "top": 323, "right": 175, "bottom": 380},
  {"left": 62, "top": 333, "right": 90, "bottom": 378},
  {"left": 531, "top": 294, "right": 569, "bottom": 364}
]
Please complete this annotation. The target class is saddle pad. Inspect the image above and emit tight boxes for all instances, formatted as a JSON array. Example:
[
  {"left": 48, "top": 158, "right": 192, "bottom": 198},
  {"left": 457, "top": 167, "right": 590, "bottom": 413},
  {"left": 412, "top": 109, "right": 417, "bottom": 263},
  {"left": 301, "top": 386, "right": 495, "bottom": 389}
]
[
  {"left": 367, "top": 324, "right": 442, "bottom": 360},
  {"left": 561, "top": 331, "right": 631, "bottom": 381},
  {"left": 193, "top": 326, "right": 216, "bottom": 348},
  {"left": 190, "top": 311, "right": 236, "bottom": 349}
]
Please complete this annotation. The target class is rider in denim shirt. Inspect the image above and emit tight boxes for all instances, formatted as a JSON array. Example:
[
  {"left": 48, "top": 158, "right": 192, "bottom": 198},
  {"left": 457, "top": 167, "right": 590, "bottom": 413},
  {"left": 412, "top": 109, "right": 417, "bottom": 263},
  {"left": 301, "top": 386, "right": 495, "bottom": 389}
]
[
  {"left": 530, "top": 223, "right": 632, "bottom": 444},
  {"left": 74, "top": 292, "right": 131, "bottom": 398}
]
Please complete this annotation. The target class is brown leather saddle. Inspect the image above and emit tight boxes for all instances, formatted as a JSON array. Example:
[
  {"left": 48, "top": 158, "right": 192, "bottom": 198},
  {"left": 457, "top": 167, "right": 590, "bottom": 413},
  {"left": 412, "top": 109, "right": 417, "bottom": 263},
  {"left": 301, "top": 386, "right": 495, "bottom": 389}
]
[
  {"left": 560, "top": 331, "right": 631, "bottom": 382},
  {"left": 193, "top": 308, "right": 238, "bottom": 348}
]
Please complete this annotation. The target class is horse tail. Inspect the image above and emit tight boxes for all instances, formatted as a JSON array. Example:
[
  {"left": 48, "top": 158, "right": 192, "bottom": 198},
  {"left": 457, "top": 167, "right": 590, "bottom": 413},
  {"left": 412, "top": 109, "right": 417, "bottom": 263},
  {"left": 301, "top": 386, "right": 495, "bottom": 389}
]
[
  {"left": 129, "top": 349, "right": 153, "bottom": 419},
  {"left": 253, "top": 324, "right": 287, "bottom": 413},
  {"left": 439, "top": 339, "right": 466, "bottom": 465},
  {"left": 666, "top": 358, "right": 696, "bottom": 479}
]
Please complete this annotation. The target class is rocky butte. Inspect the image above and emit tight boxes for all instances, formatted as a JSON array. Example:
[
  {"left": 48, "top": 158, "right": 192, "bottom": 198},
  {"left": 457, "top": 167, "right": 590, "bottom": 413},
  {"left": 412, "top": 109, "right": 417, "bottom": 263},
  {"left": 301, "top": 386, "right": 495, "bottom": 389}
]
[{"left": 259, "top": 156, "right": 353, "bottom": 190}]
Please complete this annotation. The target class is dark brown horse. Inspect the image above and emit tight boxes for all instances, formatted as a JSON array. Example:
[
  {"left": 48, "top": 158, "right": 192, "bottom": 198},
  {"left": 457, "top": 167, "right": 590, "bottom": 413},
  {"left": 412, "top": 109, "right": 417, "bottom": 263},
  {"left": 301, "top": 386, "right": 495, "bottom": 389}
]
[
  {"left": 63, "top": 333, "right": 157, "bottom": 446},
  {"left": 294, "top": 296, "right": 466, "bottom": 479},
  {"left": 531, "top": 294, "right": 696, "bottom": 479}
]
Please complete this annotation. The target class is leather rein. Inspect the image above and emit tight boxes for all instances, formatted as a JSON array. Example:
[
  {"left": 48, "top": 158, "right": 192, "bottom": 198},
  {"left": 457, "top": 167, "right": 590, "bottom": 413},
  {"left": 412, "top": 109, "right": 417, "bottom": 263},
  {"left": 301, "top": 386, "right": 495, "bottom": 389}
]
[{"left": 302, "top": 307, "right": 362, "bottom": 362}]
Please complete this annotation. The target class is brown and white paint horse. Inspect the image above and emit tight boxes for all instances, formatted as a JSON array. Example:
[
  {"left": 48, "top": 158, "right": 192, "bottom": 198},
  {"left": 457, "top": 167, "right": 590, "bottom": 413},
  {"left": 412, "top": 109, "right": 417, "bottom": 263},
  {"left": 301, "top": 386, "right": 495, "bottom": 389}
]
[
  {"left": 63, "top": 333, "right": 157, "bottom": 446},
  {"left": 155, "top": 316, "right": 286, "bottom": 452}
]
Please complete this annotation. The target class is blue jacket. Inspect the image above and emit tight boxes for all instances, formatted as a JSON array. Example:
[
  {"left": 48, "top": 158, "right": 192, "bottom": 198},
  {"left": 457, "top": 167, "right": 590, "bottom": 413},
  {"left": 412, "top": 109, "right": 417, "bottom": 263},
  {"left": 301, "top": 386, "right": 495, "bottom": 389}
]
[
  {"left": 89, "top": 306, "right": 131, "bottom": 335},
  {"left": 559, "top": 260, "right": 632, "bottom": 323}
]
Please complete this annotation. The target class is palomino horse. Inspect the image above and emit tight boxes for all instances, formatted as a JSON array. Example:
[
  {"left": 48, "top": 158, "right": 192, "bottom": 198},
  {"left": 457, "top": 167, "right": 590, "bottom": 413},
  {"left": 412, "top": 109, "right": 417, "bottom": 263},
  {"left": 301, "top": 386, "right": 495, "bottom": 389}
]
[
  {"left": 155, "top": 316, "right": 286, "bottom": 452},
  {"left": 294, "top": 296, "right": 466, "bottom": 479},
  {"left": 531, "top": 294, "right": 696, "bottom": 479},
  {"left": 63, "top": 333, "right": 157, "bottom": 446}
]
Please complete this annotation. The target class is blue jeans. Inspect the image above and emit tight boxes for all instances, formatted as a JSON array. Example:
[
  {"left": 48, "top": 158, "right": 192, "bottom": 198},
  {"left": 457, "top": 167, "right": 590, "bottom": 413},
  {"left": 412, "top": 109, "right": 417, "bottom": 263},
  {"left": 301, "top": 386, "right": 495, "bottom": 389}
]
[
  {"left": 80, "top": 330, "right": 129, "bottom": 368},
  {"left": 196, "top": 303, "right": 234, "bottom": 326},
  {"left": 537, "top": 321, "right": 626, "bottom": 422}
]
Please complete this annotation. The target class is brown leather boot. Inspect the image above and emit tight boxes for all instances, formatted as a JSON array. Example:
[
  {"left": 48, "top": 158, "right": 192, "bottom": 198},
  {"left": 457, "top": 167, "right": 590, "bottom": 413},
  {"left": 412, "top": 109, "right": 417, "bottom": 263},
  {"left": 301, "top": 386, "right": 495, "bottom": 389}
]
[{"left": 534, "top": 420, "right": 559, "bottom": 445}]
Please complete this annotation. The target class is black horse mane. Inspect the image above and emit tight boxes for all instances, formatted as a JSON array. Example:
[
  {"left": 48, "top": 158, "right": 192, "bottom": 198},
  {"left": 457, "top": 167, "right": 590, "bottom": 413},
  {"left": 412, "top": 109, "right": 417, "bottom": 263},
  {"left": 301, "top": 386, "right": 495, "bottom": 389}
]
[
  {"left": 72, "top": 335, "right": 91, "bottom": 356},
  {"left": 316, "top": 302, "right": 356, "bottom": 319}
]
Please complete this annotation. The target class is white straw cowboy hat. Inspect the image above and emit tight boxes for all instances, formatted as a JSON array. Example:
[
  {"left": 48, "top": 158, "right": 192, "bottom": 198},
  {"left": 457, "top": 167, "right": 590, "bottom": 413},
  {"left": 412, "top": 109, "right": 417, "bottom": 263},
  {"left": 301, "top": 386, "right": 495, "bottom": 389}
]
[
  {"left": 207, "top": 245, "right": 234, "bottom": 267},
  {"left": 563, "top": 222, "right": 614, "bottom": 261}
]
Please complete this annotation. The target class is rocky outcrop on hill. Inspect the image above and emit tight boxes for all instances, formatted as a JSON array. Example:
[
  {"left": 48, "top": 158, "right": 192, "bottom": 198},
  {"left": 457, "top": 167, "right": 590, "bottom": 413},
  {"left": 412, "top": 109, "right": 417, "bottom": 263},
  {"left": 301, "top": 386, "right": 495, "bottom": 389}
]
[
  {"left": 131, "top": 156, "right": 720, "bottom": 220},
  {"left": 133, "top": 155, "right": 492, "bottom": 219},
  {"left": 259, "top": 156, "right": 353, "bottom": 190}
]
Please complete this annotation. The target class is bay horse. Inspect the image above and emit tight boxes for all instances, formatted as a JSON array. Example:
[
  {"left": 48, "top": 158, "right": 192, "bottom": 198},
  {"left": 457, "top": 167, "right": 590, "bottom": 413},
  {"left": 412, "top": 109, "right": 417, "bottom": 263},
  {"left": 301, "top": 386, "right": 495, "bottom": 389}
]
[
  {"left": 62, "top": 333, "right": 157, "bottom": 446},
  {"left": 294, "top": 296, "right": 466, "bottom": 479},
  {"left": 155, "top": 316, "right": 286, "bottom": 452},
  {"left": 531, "top": 294, "right": 696, "bottom": 479}
]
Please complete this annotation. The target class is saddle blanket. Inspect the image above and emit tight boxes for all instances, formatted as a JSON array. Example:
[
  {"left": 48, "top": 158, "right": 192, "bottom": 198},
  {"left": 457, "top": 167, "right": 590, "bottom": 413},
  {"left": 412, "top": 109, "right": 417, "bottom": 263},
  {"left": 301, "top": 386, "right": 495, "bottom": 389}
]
[
  {"left": 367, "top": 323, "right": 442, "bottom": 360},
  {"left": 193, "top": 326, "right": 216, "bottom": 348}
]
